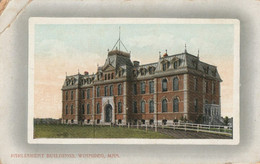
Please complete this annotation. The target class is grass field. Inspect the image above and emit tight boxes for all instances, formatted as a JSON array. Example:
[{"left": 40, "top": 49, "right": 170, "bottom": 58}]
[{"left": 34, "top": 124, "right": 173, "bottom": 139}]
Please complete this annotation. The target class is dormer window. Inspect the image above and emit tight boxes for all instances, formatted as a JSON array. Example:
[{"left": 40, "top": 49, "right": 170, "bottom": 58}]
[
  {"left": 105, "top": 74, "right": 107, "bottom": 80},
  {"left": 111, "top": 73, "right": 114, "bottom": 79},
  {"left": 140, "top": 68, "right": 146, "bottom": 76},
  {"left": 108, "top": 74, "right": 110, "bottom": 80},
  {"left": 148, "top": 67, "right": 155, "bottom": 74},
  {"left": 163, "top": 63, "right": 167, "bottom": 71},
  {"left": 173, "top": 61, "right": 178, "bottom": 69}
]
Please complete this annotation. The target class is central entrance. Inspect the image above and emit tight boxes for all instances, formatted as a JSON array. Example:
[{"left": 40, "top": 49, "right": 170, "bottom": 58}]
[{"left": 105, "top": 104, "right": 112, "bottom": 122}]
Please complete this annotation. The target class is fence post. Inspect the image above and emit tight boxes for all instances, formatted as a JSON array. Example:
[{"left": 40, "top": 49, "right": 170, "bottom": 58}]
[
  {"left": 162, "top": 124, "right": 164, "bottom": 129},
  {"left": 173, "top": 123, "right": 175, "bottom": 130},
  {"left": 219, "top": 125, "right": 221, "bottom": 132},
  {"left": 146, "top": 124, "right": 148, "bottom": 132},
  {"left": 197, "top": 124, "right": 199, "bottom": 132},
  {"left": 128, "top": 123, "right": 130, "bottom": 129},
  {"left": 155, "top": 124, "right": 157, "bottom": 132},
  {"left": 137, "top": 123, "right": 139, "bottom": 129},
  {"left": 185, "top": 123, "right": 186, "bottom": 131}
]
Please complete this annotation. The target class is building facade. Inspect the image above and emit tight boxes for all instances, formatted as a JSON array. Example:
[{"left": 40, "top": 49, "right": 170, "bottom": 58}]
[{"left": 61, "top": 44, "right": 222, "bottom": 126}]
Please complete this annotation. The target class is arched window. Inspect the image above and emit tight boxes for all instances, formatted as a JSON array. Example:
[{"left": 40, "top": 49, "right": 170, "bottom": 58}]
[
  {"left": 173, "top": 98, "right": 179, "bottom": 112},
  {"left": 87, "top": 104, "right": 90, "bottom": 114},
  {"left": 194, "top": 78, "right": 198, "bottom": 91},
  {"left": 141, "top": 101, "right": 145, "bottom": 113},
  {"left": 133, "top": 101, "right": 137, "bottom": 113},
  {"left": 141, "top": 82, "right": 145, "bottom": 94},
  {"left": 96, "top": 103, "right": 100, "bottom": 114},
  {"left": 82, "top": 90, "right": 85, "bottom": 99},
  {"left": 65, "top": 91, "right": 68, "bottom": 100},
  {"left": 173, "top": 77, "right": 179, "bottom": 91},
  {"left": 96, "top": 87, "right": 100, "bottom": 97},
  {"left": 104, "top": 86, "right": 108, "bottom": 96},
  {"left": 194, "top": 99, "right": 198, "bottom": 112},
  {"left": 110, "top": 85, "right": 113, "bottom": 96},
  {"left": 133, "top": 83, "right": 137, "bottom": 95},
  {"left": 71, "top": 105, "right": 73, "bottom": 114},
  {"left": 71, "top": 91, "right": 74, "bottom": 100},
  {"left": 87, "top": 89, "right": 90, "bottom": 99},
  {"left": 118, "top": 84, "right": 122, "bottom": 95},
  {"left": 65, "top": 105, "right": 68, "bottom": 115},
  {"left": 149, "top": 100, "right": 154, "bottom": 113},
  {"left": 162, "top": 79, "right": 167, "bottom": 92},
  {"left": 118, "top": 102, "right": 122, "bottom": 113},
  {"left": 82, "top": 104, "right": 85, "bottom": 114},
  {"left": 149, "top": 81, "right": 154, "bottom": 93},
  {"left": 162, "top": 99, "right": 167, "bottom": 112}
]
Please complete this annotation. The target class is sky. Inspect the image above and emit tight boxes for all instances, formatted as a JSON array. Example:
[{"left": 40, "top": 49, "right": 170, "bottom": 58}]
[{"left": 34, "top": 23, "right": 234, "bottom": 119}]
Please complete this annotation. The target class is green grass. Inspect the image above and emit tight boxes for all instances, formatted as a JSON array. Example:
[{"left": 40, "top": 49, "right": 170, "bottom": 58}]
[{"left": 34, "top": 124, "right": 173, "bottom": 139}]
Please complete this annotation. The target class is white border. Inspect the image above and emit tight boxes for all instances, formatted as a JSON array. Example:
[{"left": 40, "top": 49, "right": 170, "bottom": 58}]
[{"left": 28, "top": 18, "right": 240, "bottom": 145}]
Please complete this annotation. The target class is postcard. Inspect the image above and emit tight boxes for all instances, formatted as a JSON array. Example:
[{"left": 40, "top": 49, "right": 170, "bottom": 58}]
[{"left": 28, "top": 18, "right": 240, "bottom": 144}]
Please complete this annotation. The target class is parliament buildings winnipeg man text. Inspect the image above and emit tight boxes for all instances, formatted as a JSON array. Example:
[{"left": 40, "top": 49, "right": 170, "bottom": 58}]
[{"left": 61, "top": 37, "right": 222, "bottom": 126}]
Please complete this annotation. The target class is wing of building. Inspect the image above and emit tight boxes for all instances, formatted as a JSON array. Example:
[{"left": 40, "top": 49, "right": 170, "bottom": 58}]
[{"left": 61, "top": 46, "right": 222, "bottom": 126}]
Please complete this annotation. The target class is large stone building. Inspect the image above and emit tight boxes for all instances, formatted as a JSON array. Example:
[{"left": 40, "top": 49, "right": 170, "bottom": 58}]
[{"left": 61, "top": 39, "right": 222, "bottom": 126}]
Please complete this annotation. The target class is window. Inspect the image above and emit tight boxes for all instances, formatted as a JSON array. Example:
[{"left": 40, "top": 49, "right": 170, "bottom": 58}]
[
  {"left": 82, "top": 104, "right": 85, "bottom": 114},
  {"left": 194, "top": 78, "right": 198, "bottom": 91},
  {"left": 162, "top": 63, "right": 167, "bottom": 71},
  {"left": 82, "top": 90, "right": 85, "bottom": 99},
  {"left": 118, "top": 71, "right": 122, "bottom": 77},
  {"left": 141, "top": 101, "right": 145, "bottom": 113},
  {"left": 212, "top": 82, "right": 216, "bottom": 94},
  {"left": 173, "top": 77, "right": 179, "bottom": 91},
  {"left": 133, "top": 83, "right": 137, "bottom": 95},
  {"left": 149, "top": 100, "right": 154, "bottom": 113},
  {"left": 109, "top": 85, "right": 113, "bottom": 96},
  {"left": 87, "top": 104, "right": 90, "bottom": 114},
  {"left": 87, "top": 89, "right": 90, "bottom": 99},
  {"left": 140, "top": 68, "right": 146, "bottom": 76},
  {"left": 149, "top": 119, "right": 154, "bottom": 125},
  {"left": 118, "top": 119, "right": 122, "bottom": 124},
  {"left": 141, "top": 82, "right": 145, "bottom": 94},
  {"left": 149, "top": 81, "right": 154, "bottom": 94},
  {"left": 205, "top": 81, "right": 209, "bottom": 93},
  {"left": 71, "top": 105, "right": 73, "bottom": 114},
  {"left": 133, "top": 101, "right": 137, "bottom": 113},
  {"left": 149, "top": 67, "right": 155, "bottom": 74},
  {"left": 118, "top": 84, "right": 122, "bottom": 95},
  {"left": 194, "top": 99, "right": 198, "bottom": 112},
  {"left": 65, "top": 105, "right": 68, "bottom": 115},
  {"left": 65, "top": 91, "right": 68, "bottom": 100},
  {"left": 71, "top": 91, "right": 74, "bottom": 100},
  {"left": 96, "top": 103, "right": 100, "bottom": 114},
  {"left": 162, "top": 99, "right": 167, "bottom": 112},
  {"left": 173, "top": 61, "right": 178, "bottom": 69},
  {"left": 108, "top": 74, "right": 110, "bottom": 80},
  {"left": 173, "top": 98, "right": 179, "bottom": 112},
  {"left": 96, "top": 87, "right": 100, "bottom": 97},
  {"left": 71, "top": 119, "right": 74, "bottom": 123},
  {"left": 104, "top": 86, "right": 108, "bottom": 96},
  {"left": 111, "top": 73, "right": 114, "bottom": 79},
  {"left": 118, "top": 102, "right": 122, "bottom": 113},
  {"left": 162, "top": 79, "right": 167, "bottom": 92},
  {"left": 105, "top": 74, "right": 107, "bottom": 80}
]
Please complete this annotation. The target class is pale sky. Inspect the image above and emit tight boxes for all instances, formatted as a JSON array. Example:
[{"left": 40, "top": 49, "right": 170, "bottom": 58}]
[{"left": 34, "top": 23, "right": 234, "bottom": 118}]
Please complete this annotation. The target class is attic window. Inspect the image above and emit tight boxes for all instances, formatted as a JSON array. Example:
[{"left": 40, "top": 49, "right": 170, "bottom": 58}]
[
  {"left": 148, "top": 67, "right": 155, "bottom": 74},
  {"left": 140, "top": 68, "right": 146, "bottom": 76},
  {"left": 173, "top": 61, "right": 178, "bottom": 69}
]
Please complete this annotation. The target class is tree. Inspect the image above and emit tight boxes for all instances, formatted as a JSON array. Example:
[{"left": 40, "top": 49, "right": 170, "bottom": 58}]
[{"left": 224, "top": 116, "right": 229, "bottom": 126}]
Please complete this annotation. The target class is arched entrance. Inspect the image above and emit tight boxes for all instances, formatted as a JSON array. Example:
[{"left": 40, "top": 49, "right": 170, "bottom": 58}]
[{"left": 105, "top": 104, "right": 112, "bottom": 122}]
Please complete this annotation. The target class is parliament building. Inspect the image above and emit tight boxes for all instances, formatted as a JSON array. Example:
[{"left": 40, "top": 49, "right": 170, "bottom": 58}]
[{"left": 61, "top": 38, "right": 222, "bottom": 126}]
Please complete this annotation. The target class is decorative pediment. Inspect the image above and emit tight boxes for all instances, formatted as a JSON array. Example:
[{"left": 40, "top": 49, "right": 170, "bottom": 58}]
[
  {"left": 102, "top": 64, "right": 115, "bottom": 72},
  {"left": 171, "top": 57, "right": 179, "bottom": 63}
]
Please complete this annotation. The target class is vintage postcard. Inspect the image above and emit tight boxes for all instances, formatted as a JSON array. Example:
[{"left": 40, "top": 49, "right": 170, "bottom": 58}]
[{"left": 28, "top": 18, "right": 240, "bottom": 144}]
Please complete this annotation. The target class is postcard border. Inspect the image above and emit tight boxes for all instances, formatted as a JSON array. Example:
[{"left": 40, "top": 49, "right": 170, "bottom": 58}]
[{"left": 28, "top": 18, "right": 240, "bottom": 145}]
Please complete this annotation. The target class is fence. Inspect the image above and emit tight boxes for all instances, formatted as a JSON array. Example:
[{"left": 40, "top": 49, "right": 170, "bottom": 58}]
[{"left": 103, "top": 122, "right": 233, "bottom": 136}]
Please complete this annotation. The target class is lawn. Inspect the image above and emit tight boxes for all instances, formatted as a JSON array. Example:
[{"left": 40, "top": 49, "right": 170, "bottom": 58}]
[{"left": 34, "top": 124, "right": 173, "bottom": 139}]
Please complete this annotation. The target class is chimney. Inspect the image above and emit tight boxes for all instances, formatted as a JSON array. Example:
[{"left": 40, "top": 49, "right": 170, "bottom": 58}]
[
  {"left": 133, "top": 61, "right": 140, "bottom": 67},
  {"left": 84, "top": 71, "right": 89, "bottom": 75}
]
